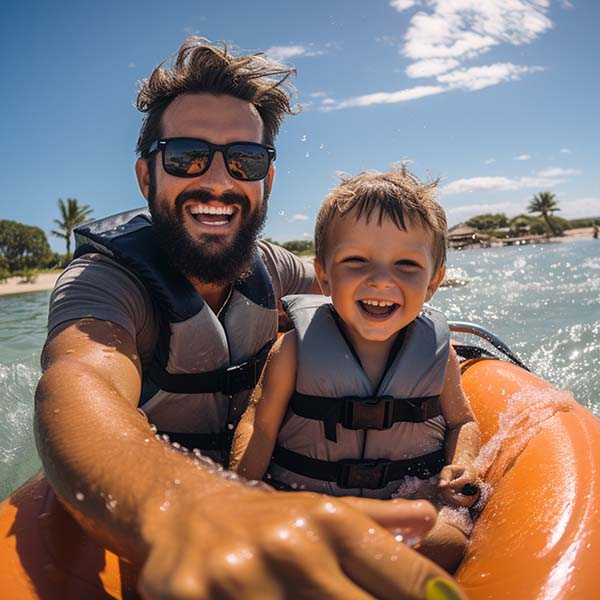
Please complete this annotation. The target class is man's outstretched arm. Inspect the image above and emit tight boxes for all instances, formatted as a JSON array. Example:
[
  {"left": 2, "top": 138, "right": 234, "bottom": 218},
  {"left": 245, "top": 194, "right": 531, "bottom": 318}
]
[{"left": 35, "top": 318, "right": 465, "bottom": 600}]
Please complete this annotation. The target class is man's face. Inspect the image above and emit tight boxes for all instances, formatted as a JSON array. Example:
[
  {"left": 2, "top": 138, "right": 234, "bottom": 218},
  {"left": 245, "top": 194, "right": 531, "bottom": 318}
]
[{"left": 137, "top": 93, "right": 274, "bottom": 285}]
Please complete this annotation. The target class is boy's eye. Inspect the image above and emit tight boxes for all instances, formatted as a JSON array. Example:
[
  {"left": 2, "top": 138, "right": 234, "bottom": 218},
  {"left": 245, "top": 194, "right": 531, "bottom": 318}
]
[
  {"left": 395, "top": 260, "right": 422, "bottom": 270},
  {"left": 341, "top": 256, "right": 367, "bottom": 264}
]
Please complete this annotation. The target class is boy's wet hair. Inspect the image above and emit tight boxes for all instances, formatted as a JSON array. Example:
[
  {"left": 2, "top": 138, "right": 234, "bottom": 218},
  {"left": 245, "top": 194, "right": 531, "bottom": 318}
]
[
  {"left": 315, "top": 165, "right": 448, "bottom": 275},
  {"left": 136, "top": 37, "right": 297, "bottom": 157}
]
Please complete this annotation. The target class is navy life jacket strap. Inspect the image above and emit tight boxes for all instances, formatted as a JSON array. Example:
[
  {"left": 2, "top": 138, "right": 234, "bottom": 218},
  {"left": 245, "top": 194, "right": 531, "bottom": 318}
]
[
  {"left": 156, "top": 430, "right": 233, "bottom": 453},
  {"left": 272, "top": 445, "right": 445, "bottom": 490},
  {"left": 148, "top": 340, "right": 273, "bottom": 395},
  {"left": 291, "top": 393, "right": 441, "bottom": 442}
]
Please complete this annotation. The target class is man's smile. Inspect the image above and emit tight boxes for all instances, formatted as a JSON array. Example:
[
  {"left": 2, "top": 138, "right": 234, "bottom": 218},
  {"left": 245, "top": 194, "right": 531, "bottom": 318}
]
[{"left": 185, "top": 201, "right": 240, "bottom": 231}]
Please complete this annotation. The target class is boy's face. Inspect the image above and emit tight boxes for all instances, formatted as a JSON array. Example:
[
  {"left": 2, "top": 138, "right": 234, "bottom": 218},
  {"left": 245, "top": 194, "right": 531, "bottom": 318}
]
[{"left": 314, "top": 212, "right": 445, "bottom": 346}]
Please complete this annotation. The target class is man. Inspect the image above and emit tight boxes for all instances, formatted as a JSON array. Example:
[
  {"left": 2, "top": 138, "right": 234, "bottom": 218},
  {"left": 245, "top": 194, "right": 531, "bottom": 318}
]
[{"left": 35, "top": 38, "right": 465, "bottom": 599}]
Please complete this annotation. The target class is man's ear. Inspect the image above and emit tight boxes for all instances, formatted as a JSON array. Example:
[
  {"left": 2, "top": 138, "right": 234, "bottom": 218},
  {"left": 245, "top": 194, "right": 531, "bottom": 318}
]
[
  {"left": 426, "top": 266, "right": 446, "bottom": 301},
  {"left": 135, "top": 158, "right": 151, "bottom": 200},
  {"left": 313, "top": 259, "right": 331, "bottom": 296}
]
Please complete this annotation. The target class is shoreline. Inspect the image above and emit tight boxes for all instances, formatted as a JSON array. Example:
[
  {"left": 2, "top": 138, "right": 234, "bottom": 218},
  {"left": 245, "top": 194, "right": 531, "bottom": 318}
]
[{"left": 0, "top": 228, "right": 596, "bottom": 298}]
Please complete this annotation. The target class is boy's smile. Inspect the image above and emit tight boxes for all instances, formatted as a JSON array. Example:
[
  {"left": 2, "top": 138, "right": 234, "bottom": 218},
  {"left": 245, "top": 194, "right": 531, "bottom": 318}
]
[{"left": 315, "top": 211, "right": 445, "bottom": 354}]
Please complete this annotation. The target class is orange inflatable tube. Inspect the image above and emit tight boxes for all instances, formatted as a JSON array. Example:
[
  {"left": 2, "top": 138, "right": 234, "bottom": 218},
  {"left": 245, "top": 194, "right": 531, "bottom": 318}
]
[{"left": 1, "top": 358, "right": 599, "bottom": 598}]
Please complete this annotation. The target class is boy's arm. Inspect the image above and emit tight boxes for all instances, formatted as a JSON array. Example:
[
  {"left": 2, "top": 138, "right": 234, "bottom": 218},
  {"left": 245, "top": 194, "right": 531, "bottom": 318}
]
[
  {"left": 438, "top": 346, "right": 482, "bottom": 505},
  {"left": 230, "top": 331, "right": 298, "bottom": 479}
]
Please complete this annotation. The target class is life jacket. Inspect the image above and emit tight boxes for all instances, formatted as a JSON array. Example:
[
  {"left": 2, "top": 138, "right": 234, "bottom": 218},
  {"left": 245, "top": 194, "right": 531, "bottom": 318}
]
[
  {"left": 74, "top": 208, "right": 277, "bottom": 463},
  {"left": 267, "top": 295, "right": 449, "bottom": 499}
]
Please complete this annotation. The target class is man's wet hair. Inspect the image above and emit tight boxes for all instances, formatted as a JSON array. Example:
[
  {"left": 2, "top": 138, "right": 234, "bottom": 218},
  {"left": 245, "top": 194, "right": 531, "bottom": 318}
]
[
  {"left": 136, "top": 37, "right": 297, "bottom": 157},
  {"left": 314, "top": 165, "right": 448, "bottom": 275}
]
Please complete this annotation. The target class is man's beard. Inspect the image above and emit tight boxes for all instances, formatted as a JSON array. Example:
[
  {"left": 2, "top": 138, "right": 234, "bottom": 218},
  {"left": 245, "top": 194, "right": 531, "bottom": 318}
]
[{"left": 147, "top": 172, "right": 268, "bottom": 286}]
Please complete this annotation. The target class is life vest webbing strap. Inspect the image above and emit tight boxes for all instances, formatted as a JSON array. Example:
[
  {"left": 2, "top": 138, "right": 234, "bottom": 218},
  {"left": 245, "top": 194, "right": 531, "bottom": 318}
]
[
  {"left": 156, "top": 430, "right": 232, "bottom": 452},
  {"left": 272, "top": 445, "right": 445, "bottom": 490},
  {"left": 290, "top": 393, "right": 441, "bottom": 442},
  {"left": 149, "top": 341, "right": 273, "bottom": 395}
]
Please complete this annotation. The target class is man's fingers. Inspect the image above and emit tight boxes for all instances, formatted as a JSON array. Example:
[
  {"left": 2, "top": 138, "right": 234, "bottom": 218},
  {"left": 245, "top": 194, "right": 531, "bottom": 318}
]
[
  {"left": 333, "top": 523, "right": 466, "bottom": 600},
  {"left": 341, "top": 496, "right": 437, "bottom": 541}
]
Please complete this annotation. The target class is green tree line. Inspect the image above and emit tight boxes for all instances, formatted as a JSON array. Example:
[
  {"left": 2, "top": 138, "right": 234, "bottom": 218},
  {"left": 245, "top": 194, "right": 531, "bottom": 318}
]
[{"left": 0, "top": 198, "right": 92, "bottom": 281}]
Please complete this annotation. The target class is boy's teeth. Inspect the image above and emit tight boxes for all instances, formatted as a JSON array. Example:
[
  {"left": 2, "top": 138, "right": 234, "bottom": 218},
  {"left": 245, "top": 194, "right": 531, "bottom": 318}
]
[{"left": 362, "top": 299, "right": 394, "bottom": 307}]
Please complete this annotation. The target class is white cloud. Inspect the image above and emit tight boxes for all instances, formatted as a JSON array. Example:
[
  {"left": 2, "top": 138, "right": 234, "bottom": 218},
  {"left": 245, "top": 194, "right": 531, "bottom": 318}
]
[
  {"left": 406, "top": 58, "right": 460, "bottom": 78},
  {"left": 560, "top": 148, "right": 572, "bottom": 154},
  {"left": 128, "top": 63, "right": 136, "bottom": 68},
  {"left": 319, "top": 85, "right": 445, "bottom": 111},
  {"left": 442, "top": 174, "right": 567, "bottom": 195},
  {"left": 537, "top": 167, "right": 582, "bottom": 177},
  {"left": 308, "top": 91, "right": 328, "bottom": 98},
  {"left": 390, "top": 0, "right": 419, "bottom": 11},
  {"left": 265, "top": 45, "right": 324, "bottom": 62},
  {"left": 402, "top": 1, "right": 553, "bottom": 64},
  {"left": 559, "top": 197, "right": 600, "bottom": 219},
  {"left": 513, "top": 154, "right": 531, "bottom": 161},
  {"left": 288, "top": 214, "right": 310, "bottom": 222},
  {"left": 438, "top": 63, "right": 543, "bottom": 91},
  {"left": 484, "top": 158, "right": 496, "bottom": 164}
]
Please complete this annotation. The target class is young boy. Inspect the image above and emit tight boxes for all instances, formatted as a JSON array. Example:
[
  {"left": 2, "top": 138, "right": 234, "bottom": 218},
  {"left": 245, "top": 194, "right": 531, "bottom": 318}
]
[{"left": 231, "top": 167, "right": 481, "bottom": 571}]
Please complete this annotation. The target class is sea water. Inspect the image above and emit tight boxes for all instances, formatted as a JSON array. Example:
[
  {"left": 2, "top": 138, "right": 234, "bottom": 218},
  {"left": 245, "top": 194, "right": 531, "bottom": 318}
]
[{"left": 1, "top": 238, "right": 598, "bottom": 501}]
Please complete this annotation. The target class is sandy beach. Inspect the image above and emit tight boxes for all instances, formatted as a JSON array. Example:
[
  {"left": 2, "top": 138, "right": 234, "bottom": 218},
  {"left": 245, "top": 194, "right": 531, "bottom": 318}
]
[
  {"left": 0, "top": 228, "right": 595, "bottom": 298},
  {"left": 0, "top": 272, "right": 61, "bottom": 297}
]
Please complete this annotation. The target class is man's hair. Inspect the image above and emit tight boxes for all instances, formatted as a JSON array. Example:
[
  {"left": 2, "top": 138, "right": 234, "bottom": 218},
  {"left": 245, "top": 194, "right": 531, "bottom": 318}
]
[
  {"left": 314, "top": 165, "right": 448, "bottom": 275},
  {"left": 136, "top": 37, "right": 297, "bottom": 157}
]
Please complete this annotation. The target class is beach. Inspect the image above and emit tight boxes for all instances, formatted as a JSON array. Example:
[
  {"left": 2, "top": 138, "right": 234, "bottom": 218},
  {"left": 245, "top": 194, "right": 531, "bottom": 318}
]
[
  {"left": 0, "top": 228, "right": 596, "bottom": 297},
  {"left": 0, "top": 272, "right": 61, "bottom": 297}
]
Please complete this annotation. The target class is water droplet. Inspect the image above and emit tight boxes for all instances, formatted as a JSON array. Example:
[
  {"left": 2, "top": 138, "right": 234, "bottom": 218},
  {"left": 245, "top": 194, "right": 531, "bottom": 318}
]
[
  {"left": 144, "top": 438, "right": 150, "bottom": 444},
  {"left": 65, "top": 349, "right": 74, "bottom": 355},
  {"left": 300, "top": 135, "right": 307, "bottom": 142},
  {"left": 102, "top": 347, "right": 116, "bottom": 353},
  {"left": 75, "top": 492, "right": 85, "bottom": 501},
  {"left": 394, "top": 534, "right": 404, "bottom": 543},
  {"left": 319, "top": 144, "right": 325, "bottom": 150},
  {"left": 227, "top": 423, "right": 234, "bottom": 430},
  {"left": 149, "top": 424, "right": 157, "bottom": 433},
  {"left": 324, "top": 502, "right": 337, "bottom": 513},
  {"left": 159, "top": 500, "right": 171, "bottom": 512},
  {"left": 53, "top": 409, "right": 60, "bottom": 414},
  {"left": 368, "top": 528, "right": 376, "bottom": 535},
  {"left": 294, "top": 518, "right": 306, "bottom": 528},
  {"left": 305, "top": 152, "right": 310, "bottom": 158}
]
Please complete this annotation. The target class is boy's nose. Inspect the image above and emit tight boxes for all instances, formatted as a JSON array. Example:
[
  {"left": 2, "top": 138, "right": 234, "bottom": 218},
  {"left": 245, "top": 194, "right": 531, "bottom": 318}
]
[{"left": 367, "top": 266, "right": 394, "bottom": 288}]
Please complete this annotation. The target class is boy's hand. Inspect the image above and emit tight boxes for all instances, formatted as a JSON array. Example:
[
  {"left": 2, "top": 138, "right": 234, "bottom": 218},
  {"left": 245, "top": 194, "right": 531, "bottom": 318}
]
[{"left": 438, "top": 464, "right": 481, "bottom": 507}]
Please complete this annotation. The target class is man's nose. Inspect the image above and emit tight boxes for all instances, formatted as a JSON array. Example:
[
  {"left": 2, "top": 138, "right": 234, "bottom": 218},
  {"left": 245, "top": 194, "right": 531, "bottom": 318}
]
[{"left": 200, "top": 150, "right": 235, "bottom": 193}]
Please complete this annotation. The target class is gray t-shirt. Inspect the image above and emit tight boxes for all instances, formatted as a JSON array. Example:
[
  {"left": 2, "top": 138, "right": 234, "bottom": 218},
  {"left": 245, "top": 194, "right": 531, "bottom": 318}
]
[{"left": 48, "top": 239, "right": 314, "bottom": 368}]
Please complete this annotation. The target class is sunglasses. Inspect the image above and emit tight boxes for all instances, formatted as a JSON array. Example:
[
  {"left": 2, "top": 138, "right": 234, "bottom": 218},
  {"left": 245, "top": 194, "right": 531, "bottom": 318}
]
[{"left": 147, "top": 137, "right": 276, "bottom": 181}]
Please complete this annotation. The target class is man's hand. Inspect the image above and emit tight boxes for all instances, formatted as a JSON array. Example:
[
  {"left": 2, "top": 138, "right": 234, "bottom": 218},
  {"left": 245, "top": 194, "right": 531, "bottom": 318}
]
[
  {"left": 139, "top": 484, "right": 465, "bottom": 600},
  {"left": 438, "top": 464, "right": 480, "bottom": 508}
]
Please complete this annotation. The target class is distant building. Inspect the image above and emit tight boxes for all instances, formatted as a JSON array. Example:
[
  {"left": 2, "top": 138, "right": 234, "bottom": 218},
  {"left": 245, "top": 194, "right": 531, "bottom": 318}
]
[{"left": 448, "top": 223, "right": 491, "bottom": 249}]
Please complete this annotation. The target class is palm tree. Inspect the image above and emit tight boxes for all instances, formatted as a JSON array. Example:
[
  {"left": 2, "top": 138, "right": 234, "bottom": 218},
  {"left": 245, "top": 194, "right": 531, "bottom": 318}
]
[
  {"left": 51, "top": 198, "right": 93, "bottom": 256},
  {"left": 527, "top": 191, "right": 560, "bottom": 236}
]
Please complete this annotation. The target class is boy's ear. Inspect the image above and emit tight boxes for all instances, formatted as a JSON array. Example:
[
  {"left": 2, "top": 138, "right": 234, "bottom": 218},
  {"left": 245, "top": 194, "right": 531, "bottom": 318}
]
[
  {"left": 313, "top": 259, "right": 331, "bottom": 296},
  {"left": 135, "top": 158, "right": 151, "bottom": 200},
  {"left": 425, "top": 266, "right": 446, "bottom": 301}
]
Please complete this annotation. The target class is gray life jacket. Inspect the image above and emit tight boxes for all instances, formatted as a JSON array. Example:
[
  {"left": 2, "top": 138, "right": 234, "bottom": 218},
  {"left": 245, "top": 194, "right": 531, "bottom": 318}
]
[
  {"left": 267, "top": 295, "right": 449, "bottom": 499},
  {"left": 74, "top": 208, "right": 277, "bottom": 463}
]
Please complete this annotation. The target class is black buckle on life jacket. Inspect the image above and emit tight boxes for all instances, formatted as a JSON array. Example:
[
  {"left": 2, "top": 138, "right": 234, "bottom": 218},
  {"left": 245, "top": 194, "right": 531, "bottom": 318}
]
[
  {"left": 341, "top": 396, "right": 394, "bottom": 430},
  {"left": 222, "top": 356, "right": 259, "bottom": 397},
  {"left": 337, "top": 459, "right": 392, "bottom": 489}
]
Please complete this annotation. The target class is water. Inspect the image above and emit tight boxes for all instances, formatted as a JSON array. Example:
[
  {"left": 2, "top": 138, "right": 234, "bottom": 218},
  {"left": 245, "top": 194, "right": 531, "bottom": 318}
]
[{"left": 0, "top": 239, "right": 598, "bottom": 501}]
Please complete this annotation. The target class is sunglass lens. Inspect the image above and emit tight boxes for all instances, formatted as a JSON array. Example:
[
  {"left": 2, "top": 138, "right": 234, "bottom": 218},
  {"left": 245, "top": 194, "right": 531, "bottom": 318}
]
[
  {"left": 164, "top": 139, "right": 211, "bottom": 177},
  {"left": 227, "top": 144, "right": 270, "bottom": 181}
]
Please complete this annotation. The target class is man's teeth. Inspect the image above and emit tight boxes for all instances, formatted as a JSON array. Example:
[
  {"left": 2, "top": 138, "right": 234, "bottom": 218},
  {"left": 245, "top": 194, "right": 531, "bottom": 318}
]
[
  {"left": 361, "top": 299, "right": 395, "bottom": 307},
  {"left": 189, "top": 205, "right": 235, "bottom": 215}
]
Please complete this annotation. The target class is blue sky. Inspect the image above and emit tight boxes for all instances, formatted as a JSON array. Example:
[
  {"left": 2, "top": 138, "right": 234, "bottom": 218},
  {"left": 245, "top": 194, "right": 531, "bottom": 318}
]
[{"left": 1, "top": 0, "right": 598, "bottom": 252}]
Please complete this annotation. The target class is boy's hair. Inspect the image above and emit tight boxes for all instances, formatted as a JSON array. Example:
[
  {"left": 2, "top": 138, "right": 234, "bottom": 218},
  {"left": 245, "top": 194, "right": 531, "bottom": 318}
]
[
  {"left": 136, "top": 37, "right": 297, "bottom": 157},
  {"left": 315, "top": 166, "right": 448, "bottom": 275}
]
